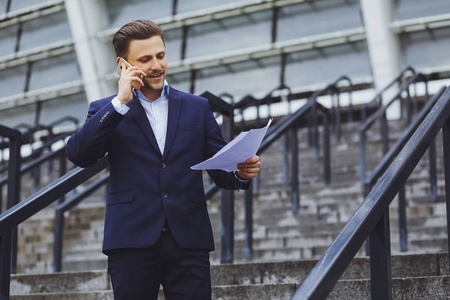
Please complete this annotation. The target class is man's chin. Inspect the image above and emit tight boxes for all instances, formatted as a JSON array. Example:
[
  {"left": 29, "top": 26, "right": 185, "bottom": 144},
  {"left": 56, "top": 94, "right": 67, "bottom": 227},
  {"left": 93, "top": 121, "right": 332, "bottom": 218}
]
[{"left": 143, "top": 82, "right": 164, "bottom": 92}]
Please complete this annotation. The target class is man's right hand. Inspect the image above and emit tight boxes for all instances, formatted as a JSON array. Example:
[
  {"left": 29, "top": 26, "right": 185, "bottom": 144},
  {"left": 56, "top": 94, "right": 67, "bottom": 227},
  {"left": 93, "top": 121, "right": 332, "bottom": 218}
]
[{"left": 117, "top": 63, "right": 147, "bottom": 105}]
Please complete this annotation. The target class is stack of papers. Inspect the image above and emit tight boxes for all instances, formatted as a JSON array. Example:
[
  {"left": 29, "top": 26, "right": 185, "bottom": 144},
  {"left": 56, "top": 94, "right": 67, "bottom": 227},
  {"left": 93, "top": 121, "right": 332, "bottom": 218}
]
[{"left": 191, "top": 119, "right": 272, "bottom": 172}]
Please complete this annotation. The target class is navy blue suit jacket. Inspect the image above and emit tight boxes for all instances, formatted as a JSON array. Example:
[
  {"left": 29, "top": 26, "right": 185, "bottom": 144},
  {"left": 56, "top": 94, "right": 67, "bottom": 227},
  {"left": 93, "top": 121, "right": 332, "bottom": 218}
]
[{"left": 66, "top": 87, "right": 248, "bottom": 253}]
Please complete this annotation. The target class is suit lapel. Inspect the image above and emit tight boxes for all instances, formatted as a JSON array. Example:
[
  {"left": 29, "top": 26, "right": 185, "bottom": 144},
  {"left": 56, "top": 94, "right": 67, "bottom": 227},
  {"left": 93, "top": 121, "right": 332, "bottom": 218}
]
[
  {"left": 128, "top": 95, "right": 162, "bottom": 156},
  {"left": 163, "top": 88, "right": 181, "bottom": 159}
]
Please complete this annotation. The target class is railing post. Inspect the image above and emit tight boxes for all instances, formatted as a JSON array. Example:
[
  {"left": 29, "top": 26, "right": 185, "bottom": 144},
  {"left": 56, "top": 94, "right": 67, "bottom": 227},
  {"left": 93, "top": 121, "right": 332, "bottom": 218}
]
[
  {"left": 441, "top": 116, "right": 450, "bottom": 271},
  {"left": 323, "top": 112, "right": 331, "bottom": 185},
  {"left": 369, "top": 211, "right": 392, "bottom": 300},
  {"left": 313, "top": 105, "right": 319, "bottom": 160},
  {"left": 364, "top": 182, "right": 371, "bottom": 255},
  {"left": 290, "top": 126, "right": 299, "bottom": 214},
  {"left": 398, "top": 186, "right": 408, "bottom": 252},
  {"left": 58, "top": 150, "right": 67, "bottom": 204},
  {"left": 334, "top": 92, "right": 342, "bottom": 143},
  {"left": 380, "top": 113, "right": 389, "bottom": 155},
  {"left": 0, "top": 233, "right": 12, "bottom": 300},
  {"left": 53, "top": 209, "right": 64, "bottom": 272},
  {"left": 428, "top": 138, "right": 437, "bottom": 202},
  {"left": 283, "top": 133, "right": 290, "bottom": 187},
  {"left": 359, "top": 131, "right": 367, "bottom": 182},
  {"left": 220, "top": 107, "right": 234, "bottom": 264},
  {"left": 6, "top": 129, "right": 21, "bottom": 275},
  {"left": 244, "top": 188, "right": 253, "bottom": 261}
]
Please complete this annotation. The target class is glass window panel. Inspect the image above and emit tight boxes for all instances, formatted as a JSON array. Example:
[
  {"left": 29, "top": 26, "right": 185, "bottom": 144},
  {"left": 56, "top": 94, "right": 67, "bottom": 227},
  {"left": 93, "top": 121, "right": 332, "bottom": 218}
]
[
  {"left": 396, "top": 0, "right": 450, "bottom": 20},
  {"left": 9, "top": 0, "right": 48, "bottom": 12},
  {"left": 19, "top": 11, "right": 72, "bottom": 51},
  {"left": 278, "top": 0, "right": 361, "bottom": 42},
  {"left": 28, "top": 52, "right": 81, "bottom": 91},
  {"left": 40, "top": 93, "right": 88, "bottom": 126},
  {"left": 165, "top": 28, "right": 183, "bottom": 62},
  {"left": 403, "top": 28, "right": 450, "bottom": 70},
  {"left": 285, "top": 42, "right": 370, "bottom": 88},
  {"left": 194, "top": 56, "right": 281, "bottom": 98},
  {"left": 0, "top": 64, "right": 27, "bottom": 98},
  {"left": 0, "top": 92, "right": 87, "bottom": 128},
  {"left": 0, "top": 103, "right": 37, "bottom": 128},
  {"left": 177, "top": 0, "right": 239, "bottom": 14},
  {"left": 0, "top": 0, "right": 7, "bottom": 15},
  {"left": 106, "top": 0, "right": 171, "bottom": 28},
  {"left": 0, "top": 24, "right": 18, "bottom": 57},
  {"left": 186, "top": 10, "right": 272, "bottom": 59},
  {"left": 166, "top": 71, "right": 191, "bottom": 94}
]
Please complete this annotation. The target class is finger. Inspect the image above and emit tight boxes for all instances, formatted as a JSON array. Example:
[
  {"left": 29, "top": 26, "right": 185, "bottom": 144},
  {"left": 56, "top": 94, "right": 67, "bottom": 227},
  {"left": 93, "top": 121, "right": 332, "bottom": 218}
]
[
  {"left": 237, "top": 170, "right": 258, "bottom": 179},
  {"left": 245, "top": 155, "right": 260, "bottom": 164},
  {"left": 130, "top": 76, "right": 145, "bottom": 86},
  {"left": 125, "top": 68, "right": 146, "bottom": 78},
  {"left": 237, "top": 161, "right": 261, "bottom": 169},
  {"left": 240, "top": 167, "right": 260, "bottom": 173}
]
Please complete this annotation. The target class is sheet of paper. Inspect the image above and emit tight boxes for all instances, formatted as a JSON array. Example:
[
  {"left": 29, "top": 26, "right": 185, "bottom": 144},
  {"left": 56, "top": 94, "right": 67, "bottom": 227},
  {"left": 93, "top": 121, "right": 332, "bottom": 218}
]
[{"left": 191, "top": 119, "right": 272, "bottom": 172}]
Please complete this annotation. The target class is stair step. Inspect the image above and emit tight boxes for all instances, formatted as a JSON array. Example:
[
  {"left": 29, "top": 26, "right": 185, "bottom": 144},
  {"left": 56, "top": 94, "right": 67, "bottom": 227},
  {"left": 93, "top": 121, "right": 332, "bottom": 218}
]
[{"left": 10, "top": 253, "right": 449, "bottom": 299}]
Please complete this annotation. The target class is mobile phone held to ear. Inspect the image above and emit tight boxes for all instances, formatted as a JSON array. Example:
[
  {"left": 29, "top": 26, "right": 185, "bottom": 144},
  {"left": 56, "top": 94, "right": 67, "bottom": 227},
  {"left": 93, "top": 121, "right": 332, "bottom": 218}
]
[{"left": 116, "top": 57, "right": 141, "bottom": 90}]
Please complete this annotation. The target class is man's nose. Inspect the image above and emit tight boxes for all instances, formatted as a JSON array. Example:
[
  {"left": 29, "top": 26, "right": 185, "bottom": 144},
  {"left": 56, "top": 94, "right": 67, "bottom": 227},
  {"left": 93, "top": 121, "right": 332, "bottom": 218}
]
[{"left": 150, "top": 58, "right": 161, "bottom": 70}]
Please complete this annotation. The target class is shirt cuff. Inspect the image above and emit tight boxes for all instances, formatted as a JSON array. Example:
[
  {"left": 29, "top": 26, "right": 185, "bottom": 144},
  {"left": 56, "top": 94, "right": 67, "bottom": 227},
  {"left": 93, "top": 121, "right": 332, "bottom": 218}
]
[
  {"left": 234, "top": 171, "right": 251, "bottom": 183},
  {"left": 111, "top": 97, "right": 130, "bottom": 115}
]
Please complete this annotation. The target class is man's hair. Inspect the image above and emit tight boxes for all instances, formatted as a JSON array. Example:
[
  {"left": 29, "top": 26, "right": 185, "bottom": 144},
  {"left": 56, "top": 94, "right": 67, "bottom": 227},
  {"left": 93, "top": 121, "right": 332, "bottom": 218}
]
[{"left": 112, "top": 19, "right": 164, "bottom": 58}]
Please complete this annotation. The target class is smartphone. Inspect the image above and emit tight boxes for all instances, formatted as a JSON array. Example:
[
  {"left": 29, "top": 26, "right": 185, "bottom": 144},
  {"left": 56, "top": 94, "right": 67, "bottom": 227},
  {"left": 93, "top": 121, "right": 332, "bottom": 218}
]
[{"left": 116, "top": 57, "right": 141, "bottom": 90}]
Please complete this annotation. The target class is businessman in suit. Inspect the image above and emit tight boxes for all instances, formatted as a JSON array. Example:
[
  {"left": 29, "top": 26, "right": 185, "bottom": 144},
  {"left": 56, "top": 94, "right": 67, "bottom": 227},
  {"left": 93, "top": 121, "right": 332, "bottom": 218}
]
[{"left": 66, "top": 20, "right": 261, "bottom": 300}]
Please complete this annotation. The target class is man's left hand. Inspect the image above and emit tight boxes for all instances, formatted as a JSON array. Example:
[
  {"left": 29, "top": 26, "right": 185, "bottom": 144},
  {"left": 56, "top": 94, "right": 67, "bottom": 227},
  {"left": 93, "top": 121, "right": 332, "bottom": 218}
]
[{"left": 236, "top": 155, "right": 261, "bottom": 179}]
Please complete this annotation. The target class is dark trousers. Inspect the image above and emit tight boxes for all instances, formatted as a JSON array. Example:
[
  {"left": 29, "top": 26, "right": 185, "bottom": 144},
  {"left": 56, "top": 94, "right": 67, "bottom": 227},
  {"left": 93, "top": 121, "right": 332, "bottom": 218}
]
[{"left": 107, "top": 231, "right": 212, "bottom": 300}]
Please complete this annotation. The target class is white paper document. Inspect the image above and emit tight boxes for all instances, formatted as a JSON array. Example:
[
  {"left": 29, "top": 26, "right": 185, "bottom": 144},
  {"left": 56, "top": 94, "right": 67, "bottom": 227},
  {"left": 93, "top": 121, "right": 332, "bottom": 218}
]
[{"left": 191, "top": 119, "right": 272, "bottom": 172}]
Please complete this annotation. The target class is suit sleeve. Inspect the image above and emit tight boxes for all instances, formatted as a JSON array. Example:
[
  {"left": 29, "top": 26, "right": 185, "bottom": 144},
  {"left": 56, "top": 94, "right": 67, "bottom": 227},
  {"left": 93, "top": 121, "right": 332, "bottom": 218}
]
[
  {"left": 66, "top": 100, "right": 124, "bottom": 168},
  {"left": 203, "top": 100, "right": 251, "bottom": 191}
]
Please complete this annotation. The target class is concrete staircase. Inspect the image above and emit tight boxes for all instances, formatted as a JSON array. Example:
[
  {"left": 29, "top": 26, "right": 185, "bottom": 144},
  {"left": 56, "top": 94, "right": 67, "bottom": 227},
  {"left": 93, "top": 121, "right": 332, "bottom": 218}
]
[
  {"left": 10, "top": 117, "right": 450, "bottom": 298},
  {"left": 10, "top": 253, "right": 450, "bottom": 299}
]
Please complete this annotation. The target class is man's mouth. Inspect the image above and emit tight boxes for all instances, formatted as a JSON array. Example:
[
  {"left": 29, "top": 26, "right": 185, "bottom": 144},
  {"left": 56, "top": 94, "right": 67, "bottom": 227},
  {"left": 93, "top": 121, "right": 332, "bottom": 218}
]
[{"left": 148, "top": 73, "right": 163, "bottom": 78}]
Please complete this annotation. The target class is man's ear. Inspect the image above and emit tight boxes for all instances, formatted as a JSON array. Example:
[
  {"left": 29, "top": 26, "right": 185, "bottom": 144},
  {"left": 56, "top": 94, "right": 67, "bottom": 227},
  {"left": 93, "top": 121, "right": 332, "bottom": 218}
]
[{"left": 116, "top": 57, "right": 121, "bottom": 64}]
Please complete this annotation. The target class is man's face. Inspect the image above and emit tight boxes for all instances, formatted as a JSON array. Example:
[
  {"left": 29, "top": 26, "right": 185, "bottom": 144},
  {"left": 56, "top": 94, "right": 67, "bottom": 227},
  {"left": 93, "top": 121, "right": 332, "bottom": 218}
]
[{"left": 126, "top": 36, "right": 167, "bottom": 94}]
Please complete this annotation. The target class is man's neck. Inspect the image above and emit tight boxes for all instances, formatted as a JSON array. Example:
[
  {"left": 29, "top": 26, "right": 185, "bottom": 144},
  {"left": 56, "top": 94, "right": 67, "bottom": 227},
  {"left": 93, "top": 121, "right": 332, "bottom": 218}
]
[{"left": 141, "top": 88, "right": 163, "bottom": 102}]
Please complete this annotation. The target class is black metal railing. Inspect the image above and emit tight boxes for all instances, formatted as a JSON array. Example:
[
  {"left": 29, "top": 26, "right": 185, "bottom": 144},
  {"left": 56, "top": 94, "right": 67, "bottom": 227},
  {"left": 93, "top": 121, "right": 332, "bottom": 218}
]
[
  {"left": 359, "top": 71, "right": 428, "bottom": 182},
  {"left": 235, "top": 81, "right": 338, "bottom": 260},
  {"left": 0, "top": 156, "right": 109, "bottom": 299},
  {"left": 0, "top": 131, "right": 74, "bottom": 208},
  {"left": 360, "top": 66, "right": 417, "bottom": 123},
  {"left": 53, "top": 172, "right": 110, "bottom": 272},
  {"left": 307, "top": 75, "right": 352, "bottom": 158},
  {"left": 0, "top": 125, "right": 21, "bottom": 297},
  {"left": 291, "top": 86, "right": 450, "bottom": 300},
  {"left": 363, "top": 87, "right": 446, "bottom": 252},
  {"left": 1, "top": 76, "right": 347, "bottom": 296}
]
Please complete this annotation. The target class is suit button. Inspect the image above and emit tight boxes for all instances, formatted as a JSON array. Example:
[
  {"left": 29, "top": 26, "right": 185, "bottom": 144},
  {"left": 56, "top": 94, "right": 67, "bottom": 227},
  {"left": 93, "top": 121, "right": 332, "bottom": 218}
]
[
  {"left": 161, "top": 162, "right": 166, "bottom": 169},
  {"left": 162, "top": 193, "right": 168, "bottom": 199}
]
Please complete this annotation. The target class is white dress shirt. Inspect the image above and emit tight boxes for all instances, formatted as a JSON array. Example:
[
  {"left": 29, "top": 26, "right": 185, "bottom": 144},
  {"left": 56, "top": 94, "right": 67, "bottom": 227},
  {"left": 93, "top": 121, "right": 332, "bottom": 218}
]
[{"left": 111, "top": 81, "right": 169, "bottom": 154}]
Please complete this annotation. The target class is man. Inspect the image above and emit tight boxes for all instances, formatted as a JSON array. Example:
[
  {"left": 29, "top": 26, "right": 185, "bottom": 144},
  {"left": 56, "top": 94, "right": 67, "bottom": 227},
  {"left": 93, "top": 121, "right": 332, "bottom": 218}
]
[{"left": 66, "top": 19, "right": 261, "bottom": 300}]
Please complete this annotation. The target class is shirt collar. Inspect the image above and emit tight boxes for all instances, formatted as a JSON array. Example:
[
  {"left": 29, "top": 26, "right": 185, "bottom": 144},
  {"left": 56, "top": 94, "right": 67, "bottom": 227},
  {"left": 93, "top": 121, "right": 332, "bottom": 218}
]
[{"left": 133, "top": 80, "right": 169, "bottom": 102}]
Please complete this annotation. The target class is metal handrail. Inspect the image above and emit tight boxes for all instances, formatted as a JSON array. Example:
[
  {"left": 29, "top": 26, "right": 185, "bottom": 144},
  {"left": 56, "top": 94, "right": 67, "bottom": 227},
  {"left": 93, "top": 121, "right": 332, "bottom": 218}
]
[
  {"left": 361, "top": 66, "right": 416, "bottom": 122},
  {"left": 307, "top": 75, "right": 352, "bottom": 158},
  {"left": 363, "top": 86, "right": 446, "bottom": 252},
  {"left": 53, "top": 172, "right": 110, "bottom": 272},
  {"left": 0, "top": 125, "right": 21, "bottom": 297},
  {"left": 2, "top": 74, "right": 341, "bottom": 296},
  {"left": 359, "top": 72, "right": 428, "bottom": 181},
  {"left": 291, "top": 86, "right": 450, "bottom": 300},
  {"left": 0, "top": 156, "right": 109, "bottom": 298}
]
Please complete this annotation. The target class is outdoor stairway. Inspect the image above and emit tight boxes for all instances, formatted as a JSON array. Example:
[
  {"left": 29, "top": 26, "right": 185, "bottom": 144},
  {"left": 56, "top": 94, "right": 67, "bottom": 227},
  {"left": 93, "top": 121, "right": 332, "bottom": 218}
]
[
  {"left": 10, "top": 117, "right": 450, "bottom": 298},
  {"left": 10, "top": 252, "right": 450, "bottom": 299}
]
